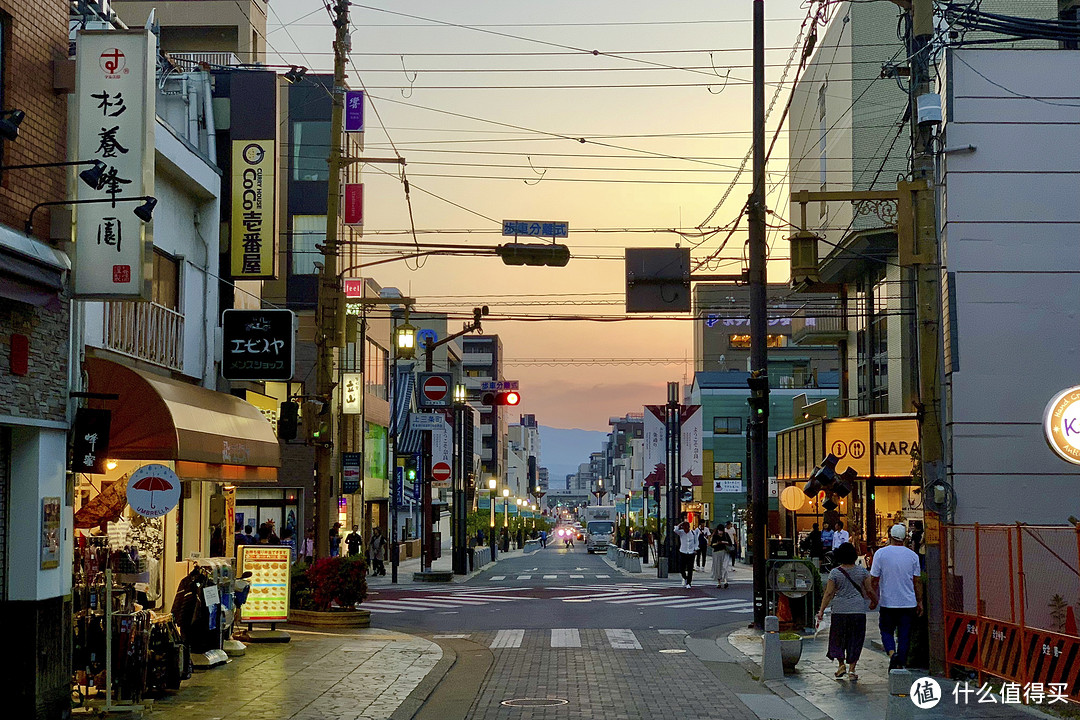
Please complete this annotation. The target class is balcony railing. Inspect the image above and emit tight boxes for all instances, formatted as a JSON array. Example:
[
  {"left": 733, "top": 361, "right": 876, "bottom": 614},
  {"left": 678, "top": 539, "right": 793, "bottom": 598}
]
[
  {"left": 790, "top": 311, "right": 847, "bottom": 346},
  {"left": 103, "top": 301, "right": 185, "bottom": 372}
]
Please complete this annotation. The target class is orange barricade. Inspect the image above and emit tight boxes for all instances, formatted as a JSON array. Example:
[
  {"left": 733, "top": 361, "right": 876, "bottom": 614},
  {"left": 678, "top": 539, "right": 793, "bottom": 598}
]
[{"left": 943, "top": 523, "right": 1080, "bottom": 703}]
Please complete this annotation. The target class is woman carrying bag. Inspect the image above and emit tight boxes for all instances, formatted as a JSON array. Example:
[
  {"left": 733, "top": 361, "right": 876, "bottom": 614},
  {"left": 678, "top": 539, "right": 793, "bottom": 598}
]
[
  {"left": 710, "top": 522, "right": 733, "bottom": 589},
  {"left": 816, "top": 542, "right": 878, "bottom": 680}
]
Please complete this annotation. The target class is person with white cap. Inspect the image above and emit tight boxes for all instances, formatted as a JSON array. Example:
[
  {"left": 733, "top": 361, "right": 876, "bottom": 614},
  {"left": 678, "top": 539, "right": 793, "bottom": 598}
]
[{"left": 870, "top": 523, "right": 923, "bottom": 668}]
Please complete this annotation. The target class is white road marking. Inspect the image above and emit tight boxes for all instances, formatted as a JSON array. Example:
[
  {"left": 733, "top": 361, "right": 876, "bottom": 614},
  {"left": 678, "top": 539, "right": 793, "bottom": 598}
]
[
  {"left": 658, "top": 629, "right": 688, "bottom": 635},
  {"left": 605, "top": 629, "right": 642, "bottom": 650},
  {"left": 517, "top": 575, "right": 532, "bottom": 580},
  {"left": 596, "top": 574, "right": 610, "bottom": 578},
  {"left": 490, "top": 629, "right": 525, "bottom": 649},
  {"left": 605, "top": 594, "right": 666, "bottom": 604},
  {"left": 569, "top": 574, "right": 584, "bottom": 579},
  {"left": 489, "top": 576, "right": 506, "bottom": 581},
  {"left": 551, "top": 628, "right": 581, "bottom": 647},
  {"left": 543, "top": 575, "right": 557, "bottom": 579},
  {"left": 433, "top": 634, "right": 470, "bottom": 638}
]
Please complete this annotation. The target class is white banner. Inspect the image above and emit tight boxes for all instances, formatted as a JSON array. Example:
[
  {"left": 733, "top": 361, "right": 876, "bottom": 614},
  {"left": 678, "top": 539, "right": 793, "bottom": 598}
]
[
  {"left": 680, "top": 405, "right": 703, "bottom": 486},
  {"left": 73, "top": 30, "right": 155, "bottom": 298},
  {"left": 342, "top": 373, "right": 362, "bottom": 414},
  {"left": 430, "top": 414, "right": 452, "bottom": 488},
  {"left": 643, "top": 405, "right": 665, "bottom": 487}
]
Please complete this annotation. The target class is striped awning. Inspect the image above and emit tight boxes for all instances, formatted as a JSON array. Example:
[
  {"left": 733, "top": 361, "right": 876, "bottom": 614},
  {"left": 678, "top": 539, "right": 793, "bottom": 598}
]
[{"left": 394, "top": 365, "right": 423, "bottom": 454}]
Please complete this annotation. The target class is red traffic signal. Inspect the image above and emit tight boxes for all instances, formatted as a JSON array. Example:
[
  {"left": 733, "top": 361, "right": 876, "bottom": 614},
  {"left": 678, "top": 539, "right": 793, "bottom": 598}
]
[{"left": 480, "top": 390, "right": 520, "bottom": 406}]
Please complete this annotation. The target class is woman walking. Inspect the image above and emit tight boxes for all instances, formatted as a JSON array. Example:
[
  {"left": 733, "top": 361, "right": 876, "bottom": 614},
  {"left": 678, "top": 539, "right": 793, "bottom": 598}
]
[
  {"left": 816, "top": 542, "right": 877, "bottom": 680},
  {"left": 710, "top": 522, "right": 734, "bottom": 588}
]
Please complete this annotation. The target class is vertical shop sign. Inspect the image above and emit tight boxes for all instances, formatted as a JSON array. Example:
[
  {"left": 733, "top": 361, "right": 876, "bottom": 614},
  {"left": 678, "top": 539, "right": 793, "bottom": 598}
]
[
  {"left": 73, "top": 30, "right": 155, "bottom": 299},
  {"left": 230, "top": 140, "right": 277, "bottom": 277},
  {"left": 342, "top": 372, "right": 363, "bottom": 414},
  {"left": 221, "top": 309, "right": 296, "bottom": 381},
  {"left": 344, "top": 183, "right": 363, "bottom": 225},
  {"left": 238, "top": 545, "right": 291, "bottom": 623},
  {"left": 680, "top": 405, "right": 703, "bottom": 486},
  {"left": 344, "top": 90, "right": 364, "bottom": 132},
  {"left": 41, "top": 497, "right": 61, "bottom": 569},
  {"left": 342, "top": 452, "right": 361, "bottom": 494},
  {"left": 71, "top": 408, "right": 112, "bottom": 474}
]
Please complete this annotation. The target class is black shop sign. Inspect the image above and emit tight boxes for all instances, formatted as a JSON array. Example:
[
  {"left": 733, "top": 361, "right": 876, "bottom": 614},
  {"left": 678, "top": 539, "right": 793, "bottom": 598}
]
[{"left": 222, "top": 309, "right": 296, "bottom": 381}]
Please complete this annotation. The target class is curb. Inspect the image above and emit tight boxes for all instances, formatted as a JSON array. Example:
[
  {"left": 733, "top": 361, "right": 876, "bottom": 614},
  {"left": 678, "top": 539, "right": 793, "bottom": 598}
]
[{"left": 389, "top": 638, "right": 458, "bottom": 720}]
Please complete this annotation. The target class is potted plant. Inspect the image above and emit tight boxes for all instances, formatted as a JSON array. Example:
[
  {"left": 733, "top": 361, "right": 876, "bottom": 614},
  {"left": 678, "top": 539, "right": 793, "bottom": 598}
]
[
  {"left": 289, "top": 556, "right": 370, "bottom": 628},
  {"left": 779, "top": 632, "right": 803, "bottom": 670}
]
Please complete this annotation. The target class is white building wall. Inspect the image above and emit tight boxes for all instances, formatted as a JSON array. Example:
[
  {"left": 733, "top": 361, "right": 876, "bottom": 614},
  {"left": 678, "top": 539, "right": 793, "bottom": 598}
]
[{"left": 941, "top": 48, "right": 1080, "bottom": 524}]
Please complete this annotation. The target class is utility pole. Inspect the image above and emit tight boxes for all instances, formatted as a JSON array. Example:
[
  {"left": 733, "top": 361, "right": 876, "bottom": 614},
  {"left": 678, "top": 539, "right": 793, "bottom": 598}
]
[
  {"left": 908, "top": 0, "right": 946, "bottom": 672},
  {"left": 748, "top": 0, "right": 770, "bottom": 630},
  {"left": 313, "top": 0, "right": 349, "bottom": 559}
]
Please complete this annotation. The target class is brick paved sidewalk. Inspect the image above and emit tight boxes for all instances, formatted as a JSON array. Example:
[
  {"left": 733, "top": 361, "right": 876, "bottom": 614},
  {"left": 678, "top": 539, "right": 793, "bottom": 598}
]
[
  {"left": 142, "top": 628, "right": 441, "bottom": 720},
  {"left": 727, "top": 622, "right": 1051, "bottom": 720}
]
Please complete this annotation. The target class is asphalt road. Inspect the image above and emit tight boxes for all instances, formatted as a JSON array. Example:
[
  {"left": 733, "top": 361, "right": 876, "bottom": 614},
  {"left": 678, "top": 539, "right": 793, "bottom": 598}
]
[{"left": 370, "top": 546, "right": 764, "bottom": 720}]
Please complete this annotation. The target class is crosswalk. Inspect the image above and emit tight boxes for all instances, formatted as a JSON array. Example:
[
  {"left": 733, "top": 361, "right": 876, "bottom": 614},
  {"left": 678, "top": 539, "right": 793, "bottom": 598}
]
[
  {"left": 489, "top": 573, "right": 612, "bottom": 581},
  {"left": 552, "top": 587, "right": 754, "bottom": 613},
  {"left": 461, "top": 628, "right": 688, "bottom": 651},
  {"left": 361, "top": 590, "right": 527, "bottom": 614}
]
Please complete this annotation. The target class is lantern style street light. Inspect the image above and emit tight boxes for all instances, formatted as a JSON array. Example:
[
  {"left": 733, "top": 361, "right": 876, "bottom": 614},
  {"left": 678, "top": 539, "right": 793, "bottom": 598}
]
[
  {"left": 395, "top": 318, "right": 417, "bottom": 360},
  {"left": 488, "top": 477, "right": 498, "bottom": 560}
]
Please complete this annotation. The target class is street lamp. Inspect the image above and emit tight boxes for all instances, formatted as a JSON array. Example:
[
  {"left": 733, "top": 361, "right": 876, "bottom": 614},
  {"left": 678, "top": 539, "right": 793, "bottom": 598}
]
[
  {"left": 502, "top": 487, "right": 510, "bottom": 528},
  {"left": 395, "top": 317, "right": 417, "bottom": 360},
  {"left": 451, "top": 382, "right": 467, "bottom": 575},
  {"left": 488, "top": 477, "right": 497, "bottom": 561}
]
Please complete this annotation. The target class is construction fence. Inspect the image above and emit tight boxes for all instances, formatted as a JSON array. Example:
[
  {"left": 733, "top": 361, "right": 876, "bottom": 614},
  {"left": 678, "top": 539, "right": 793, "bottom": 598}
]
[{"left": 943, "top": 524, "right": 1080, "bottom": 702}]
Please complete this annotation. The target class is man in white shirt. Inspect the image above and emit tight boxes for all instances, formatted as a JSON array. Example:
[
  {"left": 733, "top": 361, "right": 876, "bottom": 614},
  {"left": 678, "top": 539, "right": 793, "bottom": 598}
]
[
  {"left": 832, "top": 520, "right": 850, "bottom": 550},
  {"left": 870, "top": 524, "right": 924, "bottom": 668},
  {"left": 673, "top": 520, "right": 700, "bottom": 588}
]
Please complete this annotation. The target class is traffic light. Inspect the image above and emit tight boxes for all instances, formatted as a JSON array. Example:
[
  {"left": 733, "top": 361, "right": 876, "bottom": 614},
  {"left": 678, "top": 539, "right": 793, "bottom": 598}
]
[
  {"left": 278, "top": 401, "right": 299, "bottom": 440},
  {"left": 497, "top": 243, "right": 571, "bottom": 267},
  {"left": 480, "top": 390, "right": 521, "bottom": 406},
  {"left": 747, "top": 371, "right": 770, "bottom": 421},
  {"left": 302, "top": 400, "right": 331, "bottom": 445},
  {"left": 405, "top": 456, "right": 418, "bottom": 483},
  {"left": 802, "top": 453, "right": 857, "bottom": 499}
]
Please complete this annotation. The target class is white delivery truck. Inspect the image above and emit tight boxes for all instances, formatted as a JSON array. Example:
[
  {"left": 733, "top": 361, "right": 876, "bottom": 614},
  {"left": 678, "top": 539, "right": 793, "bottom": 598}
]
[{"left": 582, "top": 505, "right": 616, "bottom": 553}]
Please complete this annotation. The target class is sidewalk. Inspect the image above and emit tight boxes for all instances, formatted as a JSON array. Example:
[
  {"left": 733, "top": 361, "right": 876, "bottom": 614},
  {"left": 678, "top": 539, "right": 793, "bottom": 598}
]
[
  {"left": 141, "top": 627, "right": 441, "bottom": 720},
  {"left": 723, "top": 619, "right": 1050, "bottom": 720}
]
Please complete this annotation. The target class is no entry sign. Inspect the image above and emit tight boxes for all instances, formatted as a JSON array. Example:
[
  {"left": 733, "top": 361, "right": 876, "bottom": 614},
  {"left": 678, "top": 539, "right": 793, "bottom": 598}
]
[
  {"left": 431, "top": 461, "right": 451, "bottom": 485},
  {"left": 418, "top": 372, "right": 452, "bottom": 407}
]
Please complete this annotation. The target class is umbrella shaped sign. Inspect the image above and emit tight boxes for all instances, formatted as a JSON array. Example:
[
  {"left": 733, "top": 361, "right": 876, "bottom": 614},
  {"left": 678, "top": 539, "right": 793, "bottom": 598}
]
[{"left": 126, "top": 464, "right": 181, "bottom": 518}]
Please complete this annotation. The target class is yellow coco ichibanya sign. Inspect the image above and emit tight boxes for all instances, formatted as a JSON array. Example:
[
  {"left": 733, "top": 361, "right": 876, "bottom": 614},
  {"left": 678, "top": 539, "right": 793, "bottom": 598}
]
[{"left": 1044, "top": 386, "right": 1080, "bottom": 465}]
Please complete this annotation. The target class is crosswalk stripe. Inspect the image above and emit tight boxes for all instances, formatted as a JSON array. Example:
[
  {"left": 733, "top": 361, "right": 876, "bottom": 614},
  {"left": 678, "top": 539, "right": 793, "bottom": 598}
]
[
  {"left": 490, "top": 576, "right": 506, "bottom": 581},
  {"left": 605, "top": 629, "right": 642, "bottom": 650},
  {"left": 596, "top": 574, "right": 610, "bottom": 578},
  {"left": 517, "top": 575, "right": 532, "bottom": 580},
  {"left": 362, "top": 607, "right": 402, "bottom": 613},
  {"left": 570, "top": 574, "right": 584, "bottom": 579},
  {"left": 628, "top": 597, "right": 717, "bottom": 608},
  {"left": 693, "top": 602, "right": 755, "bottom": 611},
  {"left": 490, "top": 629, "right": 525, "bottom": 649},
  {"left": 543, "top": 575, "right": 557, "bottom": 579},
  {"left": 658, "top": 629, "right": 688, "bottom": 635},
  {"left": 606, "top": 594, "right": 666, "bottom": 604},
  {"left": 551, "top": 629, "right": 581, "bottom": 647}
]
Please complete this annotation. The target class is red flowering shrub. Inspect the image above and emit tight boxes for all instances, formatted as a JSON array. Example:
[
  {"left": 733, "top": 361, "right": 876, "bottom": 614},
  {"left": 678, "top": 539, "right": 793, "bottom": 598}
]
[{"left": 304, "top": 556, "right": 367, "bottom": 610}]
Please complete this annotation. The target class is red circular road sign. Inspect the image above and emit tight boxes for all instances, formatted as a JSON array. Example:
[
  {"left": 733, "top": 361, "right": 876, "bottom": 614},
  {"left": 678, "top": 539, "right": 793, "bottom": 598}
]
[
  {"left": 432, "top": 462, "right": 451, "bottom": 482},
  {"left": 422, "top": 375, "right": 449, "bottom": 402}
]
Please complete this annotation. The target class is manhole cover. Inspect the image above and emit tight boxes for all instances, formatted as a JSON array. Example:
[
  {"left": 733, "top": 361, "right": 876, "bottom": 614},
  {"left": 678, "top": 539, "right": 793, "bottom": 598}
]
[
  {"left": 501, "top": 698, "right": 569, "bottom": 708},
  {"left": 659, "top": 649, "right": 687, "bottom": 654}
]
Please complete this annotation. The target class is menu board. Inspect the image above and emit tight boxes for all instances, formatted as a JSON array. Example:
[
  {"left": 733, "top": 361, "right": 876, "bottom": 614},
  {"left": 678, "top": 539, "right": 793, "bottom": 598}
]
[{"left": 239, "top": 545, "right": 291, "bottom": 623}]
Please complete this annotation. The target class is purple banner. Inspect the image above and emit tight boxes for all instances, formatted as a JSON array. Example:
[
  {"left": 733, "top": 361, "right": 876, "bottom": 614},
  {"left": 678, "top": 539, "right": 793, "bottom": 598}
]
[{"left": 345, "top": 90, "right": 364, "bottom": 132}]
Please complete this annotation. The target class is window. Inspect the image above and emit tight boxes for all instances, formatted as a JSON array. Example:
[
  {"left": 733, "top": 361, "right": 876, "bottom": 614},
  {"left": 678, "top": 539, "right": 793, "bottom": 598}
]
[
  {"left": 152, "top": 250, "right": 180, "bottom": 309},
  {"left": 728, "top": 334, "right": 787, "bottom": 349},
  {"left": 292, "top": 121, "right": 331, "bottom": 181},
  {"left": 365, "top": 339, "right": 387, "bottom": 400},
  {"left": 713, "top": 417, "right": 742, "bottom": 434},
  {"left": 291, "top": 215, "right": 324, "bottom": 275},
  {"left": 854, "top": 269, "right": 889, "bottom": 414}
]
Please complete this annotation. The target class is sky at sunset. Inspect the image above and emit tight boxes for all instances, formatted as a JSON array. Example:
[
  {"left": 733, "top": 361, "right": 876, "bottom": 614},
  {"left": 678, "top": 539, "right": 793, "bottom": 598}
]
[{"left": 266, "top": 1, "right": 817, "bottom": 430}]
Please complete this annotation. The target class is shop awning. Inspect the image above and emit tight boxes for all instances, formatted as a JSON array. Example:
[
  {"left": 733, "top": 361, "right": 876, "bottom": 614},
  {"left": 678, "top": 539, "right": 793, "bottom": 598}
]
[
  {"left": 86, "top": 356, "right": 280, "bottom": 481},
  {"left": 0, "top": 223, "right": 69, "bottom": 310}
]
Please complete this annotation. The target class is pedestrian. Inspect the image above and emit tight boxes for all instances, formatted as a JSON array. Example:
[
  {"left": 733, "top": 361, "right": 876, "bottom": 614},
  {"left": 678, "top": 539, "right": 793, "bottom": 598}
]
[
  {"left": 300, "top": 531, "right": 315, "bottom": 564},
  {"left": 266, "top": 519, "right": 280, "bottom": 545},
  {"left": 369, "top": 527, "right": 386, "bottom": 576},
  {"left": 831, "top": 520, "right": 850, "bottom": 551},
  {"left": 540, "top": 528, "right": 547, "bottom": 548},
  {"left": 281, "top": 527, "right": 296, "bottom": 563},
  {"left": 233, "top": 521, "right": 249, "bottom": 552},
  {"left": 710, "top": 522, "right": 734, "bottom": 588},
  {"left": 817, "top": 542, "right": 877, "bottom": 681},
  {"left": 345, "top": 524, "right": 363, "bottom": 557},
  {"left": 256, "top": 523, "right": 272, "bottom": 544},
  {"left": 801, "top": 523, "right": 824, "bottom": 562},
  {"left": 329, "top": 522, "right": 342, "bottom": 557},
  {"left": 821, "top": 523, "right": 834, "bottom": 555},
  {"left": 726, "top": 521, "right": 739, "bottom": 569},
  {"left": 673, "top": 520, "right": 700, "bottom": 588},
  {"left": 696, "top": 521, "right": 710, "bottom": 568},
  {"left": 910, "top": 521, "right": 926, "bottom": 571},
  {"left": 870, "top": 524, "right": 924, "bottom": 669},
  {"left": 244, "top": 525, "right": 255, "bottom": 545}
]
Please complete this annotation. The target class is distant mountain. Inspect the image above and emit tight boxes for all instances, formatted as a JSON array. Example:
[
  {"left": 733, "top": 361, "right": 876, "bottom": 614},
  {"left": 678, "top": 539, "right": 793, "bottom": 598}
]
[{"left": 539, "top": 425, "right": 610, "bottom": 488}]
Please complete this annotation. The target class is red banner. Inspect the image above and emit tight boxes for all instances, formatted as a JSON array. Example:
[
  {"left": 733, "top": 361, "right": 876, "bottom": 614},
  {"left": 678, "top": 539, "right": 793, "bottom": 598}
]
[{"left": 345, "top": 183, "right": 363, "bottom": 225}]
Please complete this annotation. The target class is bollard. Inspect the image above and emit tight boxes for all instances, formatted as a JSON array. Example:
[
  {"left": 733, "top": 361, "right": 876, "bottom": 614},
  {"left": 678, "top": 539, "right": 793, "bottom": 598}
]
[
  {"left": 761, "top": 615, "right": 784, "bottom": 681},
  {"left": 657, "top": 557, "right": 668, "bottom": 578},
  {"left": 627, "top": 552, "right": 642, "bottom": 573},
  {"left": 885, "top": 669, "right": 913, "bottom": 720}
]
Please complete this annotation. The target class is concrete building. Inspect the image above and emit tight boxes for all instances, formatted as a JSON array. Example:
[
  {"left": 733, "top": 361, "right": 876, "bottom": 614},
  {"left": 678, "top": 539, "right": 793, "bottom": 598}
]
[
  {"left": 110, "top": 0, "right": 268, "bottom": 64},
  {"left": 462, "top": 335, "right": 507, "bottom": 481},
  {"left": 506, "top": 413, "right": 541, "bottom": 499}
]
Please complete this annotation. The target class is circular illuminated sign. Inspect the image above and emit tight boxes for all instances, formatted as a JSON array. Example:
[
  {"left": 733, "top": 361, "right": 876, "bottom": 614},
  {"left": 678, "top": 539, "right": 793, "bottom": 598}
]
[
  {"left": 780, "top": 485, "right": 805, "bottom": 512},
  {"left": 1043, "top": 386, "right": 1080, "bottom": 465},
  {"left": 126, "top": 464, "right": 181, "bottom": 518}
]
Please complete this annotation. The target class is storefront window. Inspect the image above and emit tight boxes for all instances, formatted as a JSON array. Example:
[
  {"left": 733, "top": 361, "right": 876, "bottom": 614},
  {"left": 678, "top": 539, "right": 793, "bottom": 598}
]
[
  {"left": 365, "top": 423, "right": 387, "bottom": 480},
  {"left": 292, "top": 120, "right": 331, "bottom": 181},
  {"left": 365, "top": 339, "right": 387, "bottom": 400}
]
